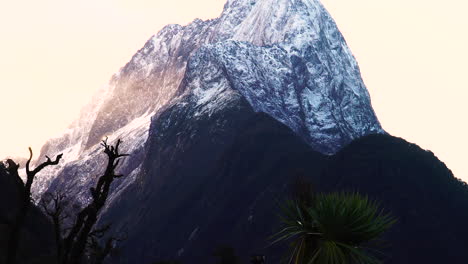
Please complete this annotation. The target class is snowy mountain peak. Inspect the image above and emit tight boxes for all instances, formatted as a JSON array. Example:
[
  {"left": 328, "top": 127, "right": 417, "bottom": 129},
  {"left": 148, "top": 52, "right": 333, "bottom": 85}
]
[{"left": 33, "top": 0, "right": 382, "bottom": 200}]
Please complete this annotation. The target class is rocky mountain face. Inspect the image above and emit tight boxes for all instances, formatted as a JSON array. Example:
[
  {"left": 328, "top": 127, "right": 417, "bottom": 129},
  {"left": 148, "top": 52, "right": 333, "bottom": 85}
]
[{"left": 26, "top": 0, "right": 394, "bottom": 262}]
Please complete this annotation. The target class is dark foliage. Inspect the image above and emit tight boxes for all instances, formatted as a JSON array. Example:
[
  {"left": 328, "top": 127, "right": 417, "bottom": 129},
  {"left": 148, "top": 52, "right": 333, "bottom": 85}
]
[
  {"left": 150, "top": 261, "right": 181, "bottom": 264},
  {"left": 272, "top": 192, "right": 395, "bottom": 264},
  {"left": 0, "top": 139, "right": 127, "bottom": 264},
  {"left": 5, "top": 149, "right": 62, "bottom": 264},
  {"left": 0, "top": 160, "right": 56, "bottom": 264},
  {"left": 212, "top": 246, "right": 239, "bottom": 264},
  {"left": 249, "top": 255, "right": 265, "bottom": 264}
]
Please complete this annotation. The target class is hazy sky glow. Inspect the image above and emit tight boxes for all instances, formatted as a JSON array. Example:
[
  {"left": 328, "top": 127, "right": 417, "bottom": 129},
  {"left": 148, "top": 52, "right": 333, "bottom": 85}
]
[{"left": 0, "top": 0, "right": 466, "bottom": 180}]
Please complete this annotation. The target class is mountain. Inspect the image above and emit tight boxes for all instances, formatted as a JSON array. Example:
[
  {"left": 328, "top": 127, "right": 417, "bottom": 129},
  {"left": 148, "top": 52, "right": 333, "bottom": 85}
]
[
  {"left": 32, "top": 0, "right": 381, "bottom": 201},
  {"left": 20, "top": 0, "right": 468, "bottom": 263}
]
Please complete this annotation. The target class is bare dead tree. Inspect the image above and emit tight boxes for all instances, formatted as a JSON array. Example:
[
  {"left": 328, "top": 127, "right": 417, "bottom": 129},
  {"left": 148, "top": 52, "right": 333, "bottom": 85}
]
[
  {"left": 60, "top": 138, "right": 128, "bottom": 264},
  {"left": 41, "top": 191, "right": 71, "bottom": 263},
  {"left": 6, "top": 149, "right": 63, "bottom": 264},
  {"left": 41, "top": 191, "right": 124, "bottom": 264}
]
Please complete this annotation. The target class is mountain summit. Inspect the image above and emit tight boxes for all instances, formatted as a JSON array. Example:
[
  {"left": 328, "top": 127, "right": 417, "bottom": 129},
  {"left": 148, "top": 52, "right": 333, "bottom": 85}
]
[
  {"left": 34, "top": 0, "right": 381, "bottom": 198},
  {"left": 86, "top": 0, "right": 382, "bottom": 154}
]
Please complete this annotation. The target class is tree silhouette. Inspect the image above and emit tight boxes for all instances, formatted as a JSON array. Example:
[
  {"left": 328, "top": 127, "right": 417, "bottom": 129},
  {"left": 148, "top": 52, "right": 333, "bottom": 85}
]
[
  {"left": 6, "top": 149, "right": 63, "bottom": 264},
  {"left": 40, "top": 191, "right": 71, "bottom": 262},
  {"left": 213, "top": 246, "right": 239, "bottom": 264},
  {"left": 4, "top": 138, "right": 128, "bottom": 264},
  {"left": 57, "top": 138, "right": 128, "bottom": 264}
]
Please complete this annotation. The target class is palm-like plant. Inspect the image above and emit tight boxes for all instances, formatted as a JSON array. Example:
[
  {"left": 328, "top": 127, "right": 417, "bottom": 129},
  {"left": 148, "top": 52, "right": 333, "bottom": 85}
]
[{"left": 272, "top": 192, "right": 395, "bottom": 264}]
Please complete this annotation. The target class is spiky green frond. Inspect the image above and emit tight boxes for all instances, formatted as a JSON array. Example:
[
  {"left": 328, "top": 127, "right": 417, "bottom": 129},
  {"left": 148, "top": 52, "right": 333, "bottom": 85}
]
[
  {"left": 313, "top": 192, "right": 396, "bottom": 245},
  {"left": 272, "top": 192, "right": 395, "bottom": 264}
]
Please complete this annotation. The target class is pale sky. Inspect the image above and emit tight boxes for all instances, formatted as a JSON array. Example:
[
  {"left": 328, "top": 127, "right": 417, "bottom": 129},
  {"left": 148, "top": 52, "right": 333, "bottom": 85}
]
[{"left": 0, "top": 0, "right": 466, "bottom": 181}]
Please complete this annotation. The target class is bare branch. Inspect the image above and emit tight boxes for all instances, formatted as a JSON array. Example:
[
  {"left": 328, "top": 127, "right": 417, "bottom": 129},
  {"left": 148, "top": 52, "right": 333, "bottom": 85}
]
[{"left": 26, "top": 148, "right": 63, "bottom": 178}]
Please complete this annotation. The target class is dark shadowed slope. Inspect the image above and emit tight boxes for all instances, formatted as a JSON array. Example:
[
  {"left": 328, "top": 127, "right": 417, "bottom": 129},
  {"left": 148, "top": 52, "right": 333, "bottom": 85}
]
[
  {"left": 101, "top": 93, "right": 468, "bottom": 264},
  {"left": 101, "top": 95, "right": 326, "bottom": 263},
  {"left": 2, "top": 121, "right": 467, "bottom": 264},
  {"left": 319, "top": 133, "right": 468, "bottom": 263}
]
